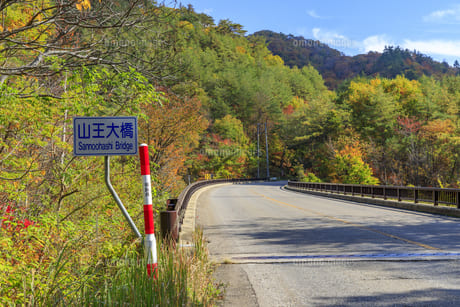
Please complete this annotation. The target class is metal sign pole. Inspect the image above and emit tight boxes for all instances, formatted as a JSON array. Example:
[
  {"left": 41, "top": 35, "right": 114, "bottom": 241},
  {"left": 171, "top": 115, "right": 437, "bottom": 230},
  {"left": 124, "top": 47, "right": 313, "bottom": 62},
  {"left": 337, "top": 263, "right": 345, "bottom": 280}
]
[
  {"left": 265, "top": 121, "right": 270, "bottom": 179},
  {"left": 105, "top": 156, "right": 142, "bottom": 239},
  {"left": 257, "top": 123, "right": 260, "bottom": 179}
]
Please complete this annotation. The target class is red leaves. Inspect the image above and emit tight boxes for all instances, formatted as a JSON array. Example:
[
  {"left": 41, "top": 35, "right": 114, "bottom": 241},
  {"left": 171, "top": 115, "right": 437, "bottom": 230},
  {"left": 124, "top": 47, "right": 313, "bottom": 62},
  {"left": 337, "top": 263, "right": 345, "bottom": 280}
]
[
  {"left": 1, "top": 204, "right": 36, "bottom": 232},
  {"left": 397, "top": 116, "right": 421, "bottom": 135},
  {"left": 283, "top": 105, "right": 295, "bottom": 115}
]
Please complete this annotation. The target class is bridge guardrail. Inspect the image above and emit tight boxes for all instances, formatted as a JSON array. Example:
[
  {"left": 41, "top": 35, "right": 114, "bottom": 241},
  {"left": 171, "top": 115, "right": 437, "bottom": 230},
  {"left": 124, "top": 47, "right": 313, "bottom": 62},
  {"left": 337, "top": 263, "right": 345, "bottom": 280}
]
[{"left": 287, "top": 181, "right": 460, "bottom": 208}]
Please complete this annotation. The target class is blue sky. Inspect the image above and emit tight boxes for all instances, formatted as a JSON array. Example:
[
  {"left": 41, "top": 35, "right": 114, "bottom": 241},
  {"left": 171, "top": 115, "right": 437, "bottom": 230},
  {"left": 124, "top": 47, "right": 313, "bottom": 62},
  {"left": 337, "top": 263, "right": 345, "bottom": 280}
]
[{"left": 179, "top": 0, "right": 460, "bottom": 64}]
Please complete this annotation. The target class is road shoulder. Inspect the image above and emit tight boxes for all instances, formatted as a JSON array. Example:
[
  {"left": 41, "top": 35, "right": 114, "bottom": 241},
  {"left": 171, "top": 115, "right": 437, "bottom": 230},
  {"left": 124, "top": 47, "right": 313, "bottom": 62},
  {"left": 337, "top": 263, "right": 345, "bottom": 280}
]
[
  {"left": 190, "top": 184, "right": 260, "bottom": 307},
  {"left": 213, "top": 264, "right": 259, "bottom": 307}
]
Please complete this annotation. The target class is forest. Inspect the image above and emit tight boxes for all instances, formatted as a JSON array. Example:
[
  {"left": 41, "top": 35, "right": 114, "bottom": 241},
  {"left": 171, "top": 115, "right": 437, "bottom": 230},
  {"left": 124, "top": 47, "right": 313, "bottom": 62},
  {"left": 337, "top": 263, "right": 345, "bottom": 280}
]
[{"left": 0, "top": 0, "right": 459, "bottom": 304}]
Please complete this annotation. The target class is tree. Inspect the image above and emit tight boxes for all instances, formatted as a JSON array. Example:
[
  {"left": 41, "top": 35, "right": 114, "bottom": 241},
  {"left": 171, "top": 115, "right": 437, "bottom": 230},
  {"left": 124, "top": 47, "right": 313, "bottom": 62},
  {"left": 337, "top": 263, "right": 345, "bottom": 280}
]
[
  {"left": 213, "top": 115, "right": 248, "bottom": 144},
  {"left": 327, "top": 139, "right": 379, "bottom": 185},
  {"left": 0, "top": 0, "right": 178, "bottom": 89},
  {"left": 216, "top": 19, "right": 246, "bottom": 36},
  {"left": 139, "top": 88, "right": 208, "bottom": 194},
  {"left": 420, "top": 119, "right": 459, "bottom": 186},
  {"left": 342, "top": 77, "right": 398, "bottom": 144},
  {"left": 193, "top": 115, "right": 251, "bottom": 179}
]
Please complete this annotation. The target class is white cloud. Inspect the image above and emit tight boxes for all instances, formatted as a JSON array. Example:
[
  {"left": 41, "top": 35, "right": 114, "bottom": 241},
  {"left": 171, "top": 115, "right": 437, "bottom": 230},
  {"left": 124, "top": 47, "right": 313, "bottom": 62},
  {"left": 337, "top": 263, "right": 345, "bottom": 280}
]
[
  {"left": 311, "top": 28, "right": 355, "bottom": 49},
  {"left": 202, "top": 8, "right": 214, "bottom": 15},
  {"left": 311, "top": 28, "right": 321, "bottom": 39},
  {"left": 307, "top": 10, "right": 321, "bottom": 19},
  {"left": 424, "top": 5, "right": 460, "bottom": 23},
  {"left": 195, "top": 8, "right": 213, "bottom": 15},
  {"left": 361, "top": 35, "right": 393, "bottom": 53},
  {"left": 402, "top": 39, "right": 460, "bottom": 58},
  {"left": 312, "top": 28, "right": 346, "bottom": 41}
]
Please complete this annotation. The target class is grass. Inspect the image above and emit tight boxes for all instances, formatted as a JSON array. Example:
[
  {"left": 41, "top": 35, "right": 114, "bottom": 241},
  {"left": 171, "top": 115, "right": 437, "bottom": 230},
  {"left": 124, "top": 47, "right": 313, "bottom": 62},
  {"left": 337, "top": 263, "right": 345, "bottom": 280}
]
[{"left": 79, "top": 228, "right": 222, "bottom": 306}]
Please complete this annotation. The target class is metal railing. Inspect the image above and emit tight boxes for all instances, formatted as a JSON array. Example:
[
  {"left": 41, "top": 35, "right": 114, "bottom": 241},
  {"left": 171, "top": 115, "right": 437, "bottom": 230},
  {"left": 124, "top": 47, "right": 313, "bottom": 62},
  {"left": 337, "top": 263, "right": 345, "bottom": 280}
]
[{"left": 288, "top": 181, "right": 460, "bottom": 208}]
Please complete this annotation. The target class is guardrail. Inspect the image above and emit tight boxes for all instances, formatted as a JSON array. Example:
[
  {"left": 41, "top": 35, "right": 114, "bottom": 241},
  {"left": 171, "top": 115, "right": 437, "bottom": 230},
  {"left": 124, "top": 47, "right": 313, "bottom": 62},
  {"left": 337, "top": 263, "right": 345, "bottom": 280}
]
[
  {"left": 161, "top": 178, "right": 267, "bottom": 241},
  {"left": 288, "top": 181, "right": 460, "bottom": 208}
]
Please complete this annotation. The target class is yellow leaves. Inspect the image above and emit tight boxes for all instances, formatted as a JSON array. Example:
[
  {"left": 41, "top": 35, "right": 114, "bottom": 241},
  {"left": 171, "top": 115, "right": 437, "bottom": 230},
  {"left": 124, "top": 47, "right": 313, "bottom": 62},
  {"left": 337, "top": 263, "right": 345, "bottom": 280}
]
[
  {"left": 369, "top": 78, "right": 382, "bottom": 87},
  {"left": 76, "top": 0, "right": 91, "bottom": 11},
  {"left": 382, "top": 75, "right": 422, "bottom": 103},
  {"left": 1, "top": 1, "right": 56, "bottom": 60},
  {"left": 264, "top": 54, "right": 284, "bottom": 66},
  {"left": 178, "top": 21, "right": 194, "bottom": 31},
  {"left": 76, "top": 0, "right": 102, "bottom": 11},
  {"left": 421, "top": 119, "right": 455, "bottom": 142},
  {"left": 348, "top": 77, "right": 382, "bottom": 102},
  {"left": 291, "top": 95, "right": 305, "bottom": 108}
]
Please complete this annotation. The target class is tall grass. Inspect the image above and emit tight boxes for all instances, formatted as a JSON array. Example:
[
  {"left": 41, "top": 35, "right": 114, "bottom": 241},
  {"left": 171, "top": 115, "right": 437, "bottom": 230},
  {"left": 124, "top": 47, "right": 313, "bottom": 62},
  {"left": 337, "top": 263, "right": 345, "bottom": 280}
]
[{"left": 80, "top": 228, "right": 221, "bottom": 306}]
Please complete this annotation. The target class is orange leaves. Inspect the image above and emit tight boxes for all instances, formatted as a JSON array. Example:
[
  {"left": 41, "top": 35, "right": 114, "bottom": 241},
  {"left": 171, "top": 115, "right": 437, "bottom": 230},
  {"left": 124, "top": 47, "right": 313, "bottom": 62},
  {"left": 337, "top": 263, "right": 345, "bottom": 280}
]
[
  {"left": 235, "top": 46, "right": 246, "bottom": 54},
  {"left": 325, "top": 136, "right": 379, "bottom": 185},
  {"left": 335, "top": 139, "right": 368, "bottom": 169},
  {"left": 338, "top": 143, "right": 365, "bottom": 162}
]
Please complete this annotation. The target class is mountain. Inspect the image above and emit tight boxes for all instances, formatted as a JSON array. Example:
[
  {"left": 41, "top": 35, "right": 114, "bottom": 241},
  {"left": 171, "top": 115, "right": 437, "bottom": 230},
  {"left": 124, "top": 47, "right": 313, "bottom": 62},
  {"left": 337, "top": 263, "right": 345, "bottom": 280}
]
[{"left": 252, "top": 30, "right": 458, "bottom": 88}]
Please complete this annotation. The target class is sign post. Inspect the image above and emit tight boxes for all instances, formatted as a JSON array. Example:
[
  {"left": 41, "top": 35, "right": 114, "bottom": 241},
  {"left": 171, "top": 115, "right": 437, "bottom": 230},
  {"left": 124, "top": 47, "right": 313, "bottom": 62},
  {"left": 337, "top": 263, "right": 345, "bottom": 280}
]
[{"left": 73, "top": 116, "right": 142, "bottom": 239}]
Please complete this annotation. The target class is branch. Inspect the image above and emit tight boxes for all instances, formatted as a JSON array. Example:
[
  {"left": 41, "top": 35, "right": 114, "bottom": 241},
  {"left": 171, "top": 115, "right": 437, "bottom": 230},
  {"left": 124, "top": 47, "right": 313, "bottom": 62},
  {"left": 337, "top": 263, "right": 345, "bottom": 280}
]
[
  {"left": 0, "top": 0, "right": 152, "bottom": 81},
  {"left": 59, "top": 194, "right": 105, "bottom": 223}
]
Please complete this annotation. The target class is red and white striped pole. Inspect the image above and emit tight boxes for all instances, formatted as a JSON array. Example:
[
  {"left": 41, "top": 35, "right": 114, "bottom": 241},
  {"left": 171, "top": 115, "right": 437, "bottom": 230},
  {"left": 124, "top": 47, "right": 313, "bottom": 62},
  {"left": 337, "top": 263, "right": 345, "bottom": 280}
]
[{"left": 139, "top": 144, "right": 158, "bottom": 278}]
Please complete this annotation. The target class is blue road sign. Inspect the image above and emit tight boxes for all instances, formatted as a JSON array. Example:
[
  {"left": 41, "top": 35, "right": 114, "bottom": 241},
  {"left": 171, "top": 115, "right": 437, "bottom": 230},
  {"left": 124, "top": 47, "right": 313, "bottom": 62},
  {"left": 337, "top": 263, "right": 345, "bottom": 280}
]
[{"left": 73, "top": 117, "right": 138, "bottom": 156}]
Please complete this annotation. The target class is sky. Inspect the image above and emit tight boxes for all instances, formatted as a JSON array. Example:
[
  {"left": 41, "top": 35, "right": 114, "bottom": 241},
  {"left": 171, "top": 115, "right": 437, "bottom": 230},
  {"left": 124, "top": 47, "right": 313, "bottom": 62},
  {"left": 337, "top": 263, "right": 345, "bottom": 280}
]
[{"left": 179, "top": 0, "right": 460, "bottom": 65}]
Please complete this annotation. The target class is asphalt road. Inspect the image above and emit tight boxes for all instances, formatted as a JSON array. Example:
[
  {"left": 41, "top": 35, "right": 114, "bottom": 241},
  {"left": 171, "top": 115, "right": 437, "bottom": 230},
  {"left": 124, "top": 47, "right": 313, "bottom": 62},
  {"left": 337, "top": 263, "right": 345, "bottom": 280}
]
[{"left": 196, "top": 181, "right": 460, "bottom": 307}]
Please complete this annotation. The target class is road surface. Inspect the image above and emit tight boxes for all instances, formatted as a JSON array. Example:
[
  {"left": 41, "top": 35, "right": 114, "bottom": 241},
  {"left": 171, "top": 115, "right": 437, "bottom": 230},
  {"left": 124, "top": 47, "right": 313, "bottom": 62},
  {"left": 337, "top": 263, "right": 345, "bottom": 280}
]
[{"left": 196, "top": 181, "right": 460, "bottom": 306}]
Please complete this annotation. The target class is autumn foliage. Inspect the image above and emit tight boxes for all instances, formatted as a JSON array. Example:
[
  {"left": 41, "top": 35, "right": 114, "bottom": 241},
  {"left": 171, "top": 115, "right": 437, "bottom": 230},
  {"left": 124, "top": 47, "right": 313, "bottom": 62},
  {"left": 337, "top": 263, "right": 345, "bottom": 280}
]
[{"left": 0, "top": 1, "right": 459, "bottom": 304}]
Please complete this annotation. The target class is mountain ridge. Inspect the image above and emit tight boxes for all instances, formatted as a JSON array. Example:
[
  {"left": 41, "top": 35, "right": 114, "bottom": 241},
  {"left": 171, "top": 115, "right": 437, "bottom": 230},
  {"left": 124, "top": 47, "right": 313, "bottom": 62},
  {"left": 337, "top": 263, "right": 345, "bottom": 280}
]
[{"left": 252, "top": 30, "right": 458, "bottom": 88}]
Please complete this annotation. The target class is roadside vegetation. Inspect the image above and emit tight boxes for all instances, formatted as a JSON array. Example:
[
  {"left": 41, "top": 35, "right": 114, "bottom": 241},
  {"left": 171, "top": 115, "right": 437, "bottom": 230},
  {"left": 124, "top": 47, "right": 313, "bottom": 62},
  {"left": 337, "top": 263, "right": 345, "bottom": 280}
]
[
  {"left": 80, "top": 229, "right": 220, "bottom": 307},
  {"left": 0, "top": 0, "right": 458, "bottom": 305}
]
